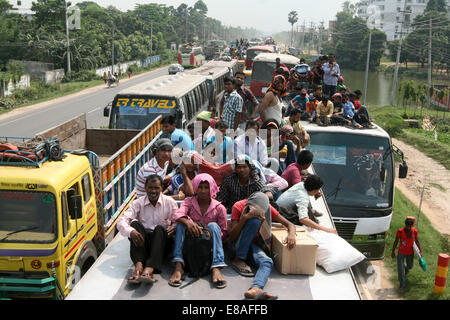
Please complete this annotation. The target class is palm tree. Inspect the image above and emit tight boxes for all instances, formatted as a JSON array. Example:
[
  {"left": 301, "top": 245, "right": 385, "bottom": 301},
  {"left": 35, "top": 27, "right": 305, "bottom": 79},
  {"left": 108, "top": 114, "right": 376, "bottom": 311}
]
[{"left": 288, "top": 11, "right": 298, "bottom": 48}]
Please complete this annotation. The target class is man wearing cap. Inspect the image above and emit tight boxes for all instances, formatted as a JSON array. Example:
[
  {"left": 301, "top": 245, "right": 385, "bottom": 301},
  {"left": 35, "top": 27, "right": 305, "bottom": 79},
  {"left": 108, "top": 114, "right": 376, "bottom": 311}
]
[
  {"left": 193, "top": 111, "right": 215, "bottom": 152},
  {"left": 135, "top": 138, "right": 173, "bottom": 197},
  {"left": 391, "top": 217, "right": 422, "bottom": 289}
]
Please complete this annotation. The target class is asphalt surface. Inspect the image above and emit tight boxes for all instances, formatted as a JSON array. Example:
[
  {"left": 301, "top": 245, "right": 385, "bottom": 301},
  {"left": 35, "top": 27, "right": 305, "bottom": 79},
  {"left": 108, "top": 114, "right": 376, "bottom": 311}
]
[{"left": 0, "top": 67, "right": 169, "bottom": 137}]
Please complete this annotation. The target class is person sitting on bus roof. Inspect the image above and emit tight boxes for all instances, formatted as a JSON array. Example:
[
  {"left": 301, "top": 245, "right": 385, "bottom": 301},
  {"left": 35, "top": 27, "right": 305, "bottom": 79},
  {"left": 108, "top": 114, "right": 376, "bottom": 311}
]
[
  {"left": 276, "top": 175, "right": 337, "bottom": 233},
  {"left": 311, "top": 86, "right": 322, "bottom": 101},
  {"left": 283, "top": 108, "right": 310, "bottom": 147},
  {"left": 349, "top": 92, "right": 373, "bottom": 127},
  {"left": 219, "top": 75, "right": 243, "bottom": 132},
  {"left": 304, "top": 95, "right": 318, "bottom": 124},
  {"left": 162, "top": 116, "right": 194, "bottom": 152},
  {"left": 169, "top": 174, "right": 228, "bottom": 289},
  {"left": 234, "top": 71, "right": 260, "bottom": 123},
  {"left": 259, "top": 75, "right": 287, "bottom": 126},
  {"left": 228, "top": 192, "right": 296, "bottom": 300},
  {"left": 280, "top": 125, "right": 302, "bottom": 158},
  {"left": 187, "top": 123, "right": 195, "bottom": 142},
  {"left": 216, "top": 155, "right": 276, "bottom": 215},
  {"left": 118, "top": 174, "right": 178, "bottom": 284},
  {"left": 281, "top": 149, "right": 314, "bottom": 189},
  {"left": 342, "top": 94, "right": 363, "bottom": 129},
  {"left": 316, "top": 95, "right": 334, "bottom": 127},
  {"left": 288, "top": 88, "right": 309, "bottom": 118},
  {"left": 331, "top": 93, "right": 349, "bottom": 126},
  {"left": 203, "top": 121, "right": 234, "bottom": 165},
  {"left": 163, "top": 161, "right": 196, "bottom": 202},
  {"left": 193, "top": 111, "right": 215, "bottom": 152},
  {"left": 136, "top": 139, "right": 173, "bottom": 198},
  {"left": 234, "top": 120, "right": 268, "bottom": 167},
  {"left": 336, "top": 76, "right": 346, "bottom": 93}
]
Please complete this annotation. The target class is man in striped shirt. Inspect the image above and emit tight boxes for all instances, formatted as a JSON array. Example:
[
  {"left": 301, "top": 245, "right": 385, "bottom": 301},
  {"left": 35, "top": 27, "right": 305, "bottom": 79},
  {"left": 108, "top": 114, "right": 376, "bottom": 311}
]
[
  {"left": 219, "top": 75, "right": 243, "bottom": 132},
  {"left": 136, "top": 139, "right": 173, "bottom": 198}
]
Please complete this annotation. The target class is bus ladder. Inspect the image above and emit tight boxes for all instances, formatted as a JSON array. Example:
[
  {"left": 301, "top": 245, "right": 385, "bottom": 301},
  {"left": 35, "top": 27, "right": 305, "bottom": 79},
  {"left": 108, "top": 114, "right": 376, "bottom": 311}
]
[{"left": 0, "top": 276, "right": 65, "bottom": 300}]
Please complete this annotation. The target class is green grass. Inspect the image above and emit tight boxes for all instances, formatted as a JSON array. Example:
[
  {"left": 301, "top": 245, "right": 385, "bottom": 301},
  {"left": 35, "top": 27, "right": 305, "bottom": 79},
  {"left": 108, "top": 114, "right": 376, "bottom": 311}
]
[
  {"left": 369, "top": 105, "right": 450, "bottom": 170},
  {"left": 385, "top": 188, "right": 450, "bottom": 300}
]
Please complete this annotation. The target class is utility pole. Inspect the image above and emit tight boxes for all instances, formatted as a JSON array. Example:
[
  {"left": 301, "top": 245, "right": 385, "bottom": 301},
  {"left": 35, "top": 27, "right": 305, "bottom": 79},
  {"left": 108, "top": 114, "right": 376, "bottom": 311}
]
[
  {"left": 309, "top": 22, "right": 314, "bottom": 55},
  {"left": 391, "top": 0, "right": 408, "bottom": 106},
  {"left": 301, "top": 21, "right": 305, "bottom": 51},
  {"left": 65, "top": 1, "right": 71, "bottom": 73},
  {"left": 363, "top": 29, "right": 373, "bottom": 106},
  {"left": 427, "top": 16, "right": 432, "bottom": 110}
]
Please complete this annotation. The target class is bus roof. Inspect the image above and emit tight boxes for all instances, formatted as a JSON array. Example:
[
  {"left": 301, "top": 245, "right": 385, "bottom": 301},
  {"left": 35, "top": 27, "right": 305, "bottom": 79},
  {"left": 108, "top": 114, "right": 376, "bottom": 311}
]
[
  {"left": 204, "top": 60, "right": 238, "bottom": 69},
  {"left": 185, "top": 66, "right": 229, "bottom": 80},
  {"left": 302, "top": 122, "right": 391, "bottom": 140},
  {"left": 253, "top": 53, "right": 300, "bottom": 65},
  {"left": 247, "top": 45, "right": 275, "bottom": 52},
  {"left": 116, "top": 74, "right": 207, "bottom": 99}
]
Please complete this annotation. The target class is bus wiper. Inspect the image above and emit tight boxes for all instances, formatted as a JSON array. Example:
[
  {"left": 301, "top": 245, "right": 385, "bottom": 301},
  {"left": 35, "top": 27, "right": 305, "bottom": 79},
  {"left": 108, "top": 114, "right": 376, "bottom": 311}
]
[
  {"left": 325, "top": 177, "right": 342, "bottom": 200},
  {"left": 0, "top": 226, "right": 39, "bottom": 242}
]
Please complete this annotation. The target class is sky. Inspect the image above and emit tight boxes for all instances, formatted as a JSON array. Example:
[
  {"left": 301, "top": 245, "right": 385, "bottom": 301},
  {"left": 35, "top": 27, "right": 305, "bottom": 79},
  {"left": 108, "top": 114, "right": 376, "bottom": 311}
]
[{"left": 25, "top": 0, "right": 357, "bottom": 34}]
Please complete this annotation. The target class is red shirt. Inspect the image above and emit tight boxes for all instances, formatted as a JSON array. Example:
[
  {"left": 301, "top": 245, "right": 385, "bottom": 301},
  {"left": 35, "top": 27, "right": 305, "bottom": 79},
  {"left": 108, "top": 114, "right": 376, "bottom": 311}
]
[
  {"left": 231, "top": 199, "right": 279, "bottom": 222},
  {"left": 281, "top": 162, "right": 308, "bottom": 188},
  {"left": 353, "top": 99, "right": 362, "bottom": 110},
  {"left": 396, "top": 227, "right": 418, "bottom": 255}
]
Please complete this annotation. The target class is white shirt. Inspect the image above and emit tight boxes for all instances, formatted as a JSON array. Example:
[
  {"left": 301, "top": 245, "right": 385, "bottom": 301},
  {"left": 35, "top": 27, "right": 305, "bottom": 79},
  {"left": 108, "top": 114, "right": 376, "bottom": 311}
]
[
  {"left": 276, "top": 182, "right": 310, "bottom": 220},
  {"left": 234, "top": 134, "right": 268, "bottom": 166}
]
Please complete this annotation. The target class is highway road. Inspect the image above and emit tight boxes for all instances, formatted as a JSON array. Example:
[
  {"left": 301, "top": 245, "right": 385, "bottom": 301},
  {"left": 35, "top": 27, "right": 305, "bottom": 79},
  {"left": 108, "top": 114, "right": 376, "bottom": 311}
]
[{"left": 0, "top": 66, "right": 169, "bottom": 137}]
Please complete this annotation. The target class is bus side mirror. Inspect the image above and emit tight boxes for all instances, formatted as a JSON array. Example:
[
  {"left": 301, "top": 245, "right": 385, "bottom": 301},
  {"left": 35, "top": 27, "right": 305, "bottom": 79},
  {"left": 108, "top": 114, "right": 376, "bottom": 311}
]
[
  {"left": 103, "top": 107, "right": 110, "bottom": 117},
  {"left": 399, "top": 161, "right": 408, "bottom": 179},
  {"left": 69, "top": 195, "right": 83, "bottom": 220}
]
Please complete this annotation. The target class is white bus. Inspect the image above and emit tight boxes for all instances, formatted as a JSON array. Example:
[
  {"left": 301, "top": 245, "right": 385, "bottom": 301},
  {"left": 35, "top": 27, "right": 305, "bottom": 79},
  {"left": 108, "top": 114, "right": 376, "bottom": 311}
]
[{"left": 303, "top": 122, "right": 408, "bottom": 260}]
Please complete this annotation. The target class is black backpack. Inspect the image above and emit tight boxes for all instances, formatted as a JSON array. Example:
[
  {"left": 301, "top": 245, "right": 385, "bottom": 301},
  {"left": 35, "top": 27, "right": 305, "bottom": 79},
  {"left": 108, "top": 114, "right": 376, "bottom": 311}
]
[{"left": 182, "top": 223, "right": 213, "bottom": 278}]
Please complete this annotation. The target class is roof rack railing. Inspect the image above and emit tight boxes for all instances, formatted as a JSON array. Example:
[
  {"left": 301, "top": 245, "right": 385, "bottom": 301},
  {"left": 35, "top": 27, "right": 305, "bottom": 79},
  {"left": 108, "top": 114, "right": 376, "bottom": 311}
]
[{"left": 0, "top": 136, "right": 63, "bottom": 167}]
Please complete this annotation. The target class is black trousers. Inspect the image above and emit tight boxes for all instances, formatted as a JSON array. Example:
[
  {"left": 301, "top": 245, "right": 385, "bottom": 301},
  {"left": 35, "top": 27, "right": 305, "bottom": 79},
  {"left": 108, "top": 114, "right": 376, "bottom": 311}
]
[{"left": 129, "top": 221, "right": 170, "bottom": 273}]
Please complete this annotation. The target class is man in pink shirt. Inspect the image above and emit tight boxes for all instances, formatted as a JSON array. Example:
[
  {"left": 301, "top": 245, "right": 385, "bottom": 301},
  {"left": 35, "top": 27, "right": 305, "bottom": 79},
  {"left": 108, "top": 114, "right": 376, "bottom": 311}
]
[
  {"left": 169, "top": 174, "right": 228, "bottom": 289},
  {"left": 117, "top": 174, "right": 178, "bottom": 284},
  {"left": 282, "top": 149, "right": 314, "bottom": 189}
]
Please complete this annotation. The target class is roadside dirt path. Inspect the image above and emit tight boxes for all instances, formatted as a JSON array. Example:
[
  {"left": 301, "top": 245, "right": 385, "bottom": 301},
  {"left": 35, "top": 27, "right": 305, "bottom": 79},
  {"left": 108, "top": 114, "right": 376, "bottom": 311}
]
[{"left": 392, "top": 138, "right": 450, "bottom": 236}]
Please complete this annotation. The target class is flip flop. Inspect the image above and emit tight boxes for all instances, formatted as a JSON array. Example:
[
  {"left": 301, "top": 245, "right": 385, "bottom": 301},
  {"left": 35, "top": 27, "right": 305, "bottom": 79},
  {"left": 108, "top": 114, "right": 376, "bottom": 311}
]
[
  {"left": 127, "top": 270, "right": 141, "bottom": 284},
  {"left": 211, "top": 276, "right": 227, "bottom": 289},
  {"left": 231, "top": 264, "right": 255, "bottom": 277},
  {"left": 245, "top": 291, "right": 279, "bottom": 300},
  {"left": 139, "top": 272, "right": 157, "bottom": 284},
  {"left": 168, "top": 274, "right": 185, "bottom": 287}
]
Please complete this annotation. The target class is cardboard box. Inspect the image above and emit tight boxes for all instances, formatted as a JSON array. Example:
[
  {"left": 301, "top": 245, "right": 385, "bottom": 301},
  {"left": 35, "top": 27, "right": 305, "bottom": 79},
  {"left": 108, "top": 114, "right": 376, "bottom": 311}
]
[{"left": 271, "top": 226, "right": 318, "bottom": 275}]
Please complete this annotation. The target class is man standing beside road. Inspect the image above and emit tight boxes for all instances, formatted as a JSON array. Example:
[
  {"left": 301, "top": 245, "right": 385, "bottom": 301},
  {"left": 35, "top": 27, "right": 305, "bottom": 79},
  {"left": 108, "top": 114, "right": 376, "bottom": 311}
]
[{"left": 322, "top": 53, "right": 341, "bottom": 97}]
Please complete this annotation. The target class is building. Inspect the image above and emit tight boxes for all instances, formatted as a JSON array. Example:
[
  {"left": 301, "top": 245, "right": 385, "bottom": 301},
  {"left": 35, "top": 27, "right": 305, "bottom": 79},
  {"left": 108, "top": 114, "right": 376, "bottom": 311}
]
[
  {"left": 6, "top": 0, "right": 34, "bottom": 16},
  {"left": 356, "top": 0, "right": 450, "bottom": 41}
]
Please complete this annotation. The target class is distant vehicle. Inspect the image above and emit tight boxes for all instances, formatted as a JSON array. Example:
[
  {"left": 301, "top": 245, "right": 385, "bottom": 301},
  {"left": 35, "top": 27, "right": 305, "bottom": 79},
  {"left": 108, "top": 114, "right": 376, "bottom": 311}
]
[
  {"left": 250, "top": 53, "right": 300, "bottom": 98},
  {"left": 168, "top": 64, "right": 184, "bottom": 75},
  {"left": 245, "top": 45, "right": 275, "bottom": 69},
  {"left": 288, "top": 47, "right": 302, "bottom": 56},
  {"left": 204, "top": 40, "right": 226, "bottom": 60},
  {"left": 204, "top": 59, "right": 240, "bottom": 77},
  {"left": 178, "top": 45, "right": 204, "bottom": 68}
]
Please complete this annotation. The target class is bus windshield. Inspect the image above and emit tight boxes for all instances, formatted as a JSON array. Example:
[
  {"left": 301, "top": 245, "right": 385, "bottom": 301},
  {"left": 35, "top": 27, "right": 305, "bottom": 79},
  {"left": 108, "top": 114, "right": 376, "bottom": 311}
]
[
  {"left": 306, "top": 133, "right": 394, "bottom": 210},
  {"left": 180, "top": 46, "right": 192, "bottom": 54},
  {"left": 0, "top": 191, "right": 57, "bottom": 243},
  {"left": 252, "top": 62, "right": 277, "bottom": 82},
  {"left": 246, "top": 50, "right": 267, "bottom": 61}
]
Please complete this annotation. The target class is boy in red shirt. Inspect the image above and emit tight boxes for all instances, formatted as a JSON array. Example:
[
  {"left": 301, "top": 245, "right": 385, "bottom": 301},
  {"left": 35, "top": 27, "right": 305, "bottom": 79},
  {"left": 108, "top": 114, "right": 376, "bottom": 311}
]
[{"left": 391, "top": 217, "right": 422, "bottom": 289}]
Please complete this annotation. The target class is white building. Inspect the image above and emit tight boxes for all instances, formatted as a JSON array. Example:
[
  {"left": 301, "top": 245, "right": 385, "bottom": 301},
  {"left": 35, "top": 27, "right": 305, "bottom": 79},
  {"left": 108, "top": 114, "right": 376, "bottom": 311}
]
[
  {"left": 357, "top": 0, "right": 450, "bottom": 41},
  {"left": 6, "top": 0, "right": 34, "bottom": 15}
]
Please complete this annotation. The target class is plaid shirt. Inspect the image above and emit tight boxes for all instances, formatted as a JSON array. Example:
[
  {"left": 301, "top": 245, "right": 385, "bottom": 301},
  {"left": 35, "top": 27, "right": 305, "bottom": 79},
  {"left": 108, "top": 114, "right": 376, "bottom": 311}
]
[
  {"left": 221, "top": 90, "right": 243, "bottom": 129},
  {"left": 216, "top": 172, "right": 276, "bottom": 214}
]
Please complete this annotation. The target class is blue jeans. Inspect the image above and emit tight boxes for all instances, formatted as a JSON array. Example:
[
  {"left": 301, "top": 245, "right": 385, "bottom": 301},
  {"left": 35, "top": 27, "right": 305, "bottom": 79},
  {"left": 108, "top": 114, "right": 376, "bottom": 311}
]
[
  {"left": 232, "top": 218, "right": 274, "bottom": 289},
  {"left": 172, "top": 222, "right": 227, "bottom": 269},
  {"left": 397, "top": 253, "right": 414, "bottom": 288}
]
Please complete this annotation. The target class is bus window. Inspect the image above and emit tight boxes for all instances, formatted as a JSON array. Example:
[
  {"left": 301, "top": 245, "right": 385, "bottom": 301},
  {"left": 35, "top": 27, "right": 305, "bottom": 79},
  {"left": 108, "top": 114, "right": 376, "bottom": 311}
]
[
  {"left": 183, "top": 95, "right": 192, "bottom": 121},
  {"left": 189, "top": 91, "right": 197, "bottom": 113}
]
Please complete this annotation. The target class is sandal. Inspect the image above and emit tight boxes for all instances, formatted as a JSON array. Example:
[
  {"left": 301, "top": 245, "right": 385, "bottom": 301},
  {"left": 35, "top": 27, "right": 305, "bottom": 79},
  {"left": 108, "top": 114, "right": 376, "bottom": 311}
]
[
  {"left": 231, "top": 263, "right": 255, "bottom": 277},
  {"left": 127, "top": 270, "right": 141, "bottom": 284},
  {"left": 168, "top": 273, "right": 185, "bottom": 287},
  {"left": 139, "top": 271, "right": 157, "bottom": 284},
  {"left": 245, "top": 291, "right": 278, "bottom": 300},
  {"left": 211, "top": 275, "right": 227, "bottom": 289}
]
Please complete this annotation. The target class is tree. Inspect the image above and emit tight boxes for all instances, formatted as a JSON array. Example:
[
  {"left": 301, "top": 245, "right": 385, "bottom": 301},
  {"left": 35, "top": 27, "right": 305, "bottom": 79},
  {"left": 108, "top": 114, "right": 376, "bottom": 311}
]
[
  {"left": 425, "top": 0, "right": 448, "bottom": 13},
  {"left": 0, "top": 0, "right": 12, "bottom": 15},
  {"left": 288, "top": 11, "right": 298, "bottom": 47},
  {"left": 193, "top": 0, "right": 208, "bottom": 15}
]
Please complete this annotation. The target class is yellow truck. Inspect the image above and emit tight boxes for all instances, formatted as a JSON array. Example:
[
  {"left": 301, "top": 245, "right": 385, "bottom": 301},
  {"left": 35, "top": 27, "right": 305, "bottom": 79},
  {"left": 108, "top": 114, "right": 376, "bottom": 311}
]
[{"left": 0, "top": 113, "right": 163, "bottom": 299}]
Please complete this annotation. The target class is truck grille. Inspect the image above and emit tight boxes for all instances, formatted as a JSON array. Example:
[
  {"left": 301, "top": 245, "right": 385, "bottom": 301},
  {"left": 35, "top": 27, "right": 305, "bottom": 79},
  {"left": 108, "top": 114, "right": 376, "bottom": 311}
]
[{"left": 334, "top": 222, "right": 357, "bottom": 241}]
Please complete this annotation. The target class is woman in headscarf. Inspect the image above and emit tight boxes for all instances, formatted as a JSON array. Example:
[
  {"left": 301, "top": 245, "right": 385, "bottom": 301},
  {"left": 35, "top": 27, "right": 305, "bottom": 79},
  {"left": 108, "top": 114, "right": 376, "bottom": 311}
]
[
  {"left": 228, "top": 192, "right": 296, "bottom": 300},
  {"left": 259, "top": 75, "right": 288, "bottom": 126},
  {"left": 169, "top": 174, "right": 228, "bottom": 289}
]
